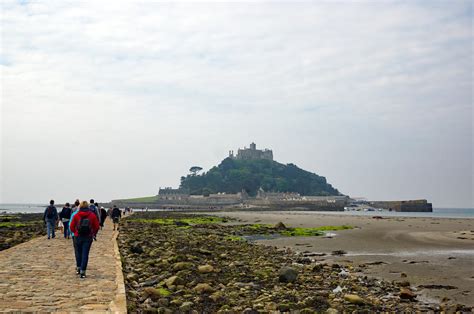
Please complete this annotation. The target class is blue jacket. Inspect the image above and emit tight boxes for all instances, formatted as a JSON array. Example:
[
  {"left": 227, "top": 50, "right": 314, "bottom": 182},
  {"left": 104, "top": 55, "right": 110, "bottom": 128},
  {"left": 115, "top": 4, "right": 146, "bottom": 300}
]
[
  {"left": 69, "top": 209, "right": 80, "bottom": 237},
  {"left": 89, "top": 205, "right": 101, "bottom": 223},
  {"left": 43, "top": 206, "right": 58, "bottom": 221}
]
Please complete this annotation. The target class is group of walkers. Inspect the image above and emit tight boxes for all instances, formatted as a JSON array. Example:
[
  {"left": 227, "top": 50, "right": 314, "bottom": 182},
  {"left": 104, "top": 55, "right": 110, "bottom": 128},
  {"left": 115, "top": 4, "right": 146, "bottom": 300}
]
[{"left": 43, "top": 199, "right": 122, "bottom": 279}]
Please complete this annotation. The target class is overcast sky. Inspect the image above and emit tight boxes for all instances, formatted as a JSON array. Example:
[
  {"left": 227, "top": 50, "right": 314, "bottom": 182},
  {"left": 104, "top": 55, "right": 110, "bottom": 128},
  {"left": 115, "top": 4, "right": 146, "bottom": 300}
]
[{"left": 1, "top": 1, "right": 472, "bottom": 208}]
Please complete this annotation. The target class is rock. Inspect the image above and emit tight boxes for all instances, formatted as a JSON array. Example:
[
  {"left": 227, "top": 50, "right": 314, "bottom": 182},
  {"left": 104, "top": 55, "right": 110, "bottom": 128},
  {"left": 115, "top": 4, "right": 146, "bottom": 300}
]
[
  {"left": 194, "top": 283, "right": 215, "bottom": 294},
  {"left": 209, "top": 291, "right": 223, "bottom": 302},
  {"left": 157, "top": 298, "right": 169, "bottom": 307},
  {"left": 141, "top": 276, "right": 161, "bottom": 287},
  {"left": 143, "top": 288, "right": 166, "bottom": 301},
  {"left": 312, "top": 263, "right": 324, "bottom": 272},
  {"left": 174, "top": 220, "right": 189, "bottom": 226},
  {"left": 277, "top": 303, "right": 291, "bottom": 311},
  {"left": 172, "top": 262, "right": 194, "bottom": 271},
  {"left": 398, "top": 281, "right": 410, "bottom": 287},
  {"left": 180, "top": 301, "right": 194, "bottom": 311},
  {"left": 130, "top": 244, "right": 144, "bottom": 254},
  {"left": 198, "top": 264, "right": 214, "bottom": 273},
  {"left": 344, "top": 294, "right": 365, "bottom": 305},
  {"left": 401, "top": 272, "right": 407, "bottom": 278},
  {"left": 126, "top": 273, "right": 139, "bottom": 281},
  {"left": 264, "top": 302, "right": 277, "bottom": 311},
  {"left": 274, "top": 222, "right": 287, "bottom": 230},
  {"left": 198, "top": 248, "right": 212, "bottom": 255},
  {"left": 278, "top": 267, "right": 298, "bottom": 283},
  {"left": 164, "top": 275, "right": 184, "bottom": 287},
  {"left": 242, "top": 308, "right": 258, "bottom": 314},
  {"left": 400, "top": 288, "right": 416, "bottom": 300},
  {"left": 331, "top": 250, "right": 347, "bottom": 256},
  {"left": 326, "top": 308, "right": 338, "bottom": 314}
]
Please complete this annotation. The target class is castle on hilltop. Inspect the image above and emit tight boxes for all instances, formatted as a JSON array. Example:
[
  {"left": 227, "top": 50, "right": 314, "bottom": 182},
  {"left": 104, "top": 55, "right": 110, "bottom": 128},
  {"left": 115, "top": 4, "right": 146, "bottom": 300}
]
[{"left": 229, "top": 142, "right": 273, "bottom": 161}]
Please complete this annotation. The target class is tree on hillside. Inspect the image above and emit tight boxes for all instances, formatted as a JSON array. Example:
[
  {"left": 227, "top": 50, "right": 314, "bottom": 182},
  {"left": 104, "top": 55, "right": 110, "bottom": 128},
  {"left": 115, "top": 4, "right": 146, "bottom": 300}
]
[
  {"left": 180, "top": 158, "right": 342, "bottom": 196},
  {"left": 189, "top": 166, "right": 203, "bottom": 176}
]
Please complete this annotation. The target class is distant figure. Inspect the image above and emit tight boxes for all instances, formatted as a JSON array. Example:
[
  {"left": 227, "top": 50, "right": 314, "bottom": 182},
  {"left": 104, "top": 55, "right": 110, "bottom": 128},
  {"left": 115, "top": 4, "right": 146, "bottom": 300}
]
[
  {"left": 59, "top": 202, "right": 72, "bottom": 239},
  {"left": 99, "top": 207, "right": 107, "bottom": 229},
  {"left": 70, "top": 201, "right": 100, "bottom": 278},
  {"left": 111, "top": 205, "right": 121, "bottom": 231},
  {"left": 43, "top": 200, "right": 58, "bottom": 239}
]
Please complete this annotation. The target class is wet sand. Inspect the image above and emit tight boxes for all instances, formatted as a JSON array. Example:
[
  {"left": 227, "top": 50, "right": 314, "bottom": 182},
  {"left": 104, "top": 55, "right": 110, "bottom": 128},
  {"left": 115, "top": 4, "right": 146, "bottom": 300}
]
[{"left": 204, "top": 211, "right": 474, "bottom": 307}]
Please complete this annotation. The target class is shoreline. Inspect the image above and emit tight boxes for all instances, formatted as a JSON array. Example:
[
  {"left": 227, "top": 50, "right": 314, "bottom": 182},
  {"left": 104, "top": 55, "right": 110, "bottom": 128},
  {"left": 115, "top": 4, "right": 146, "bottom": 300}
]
[{"left": 204, "top": 211, "right": 474, "bottom": 307}]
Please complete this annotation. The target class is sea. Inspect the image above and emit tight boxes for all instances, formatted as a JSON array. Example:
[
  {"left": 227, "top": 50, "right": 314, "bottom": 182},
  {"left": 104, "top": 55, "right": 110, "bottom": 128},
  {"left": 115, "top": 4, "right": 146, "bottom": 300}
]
[{"left": 0, "top": 203, "right": 473, "bottom": 219}]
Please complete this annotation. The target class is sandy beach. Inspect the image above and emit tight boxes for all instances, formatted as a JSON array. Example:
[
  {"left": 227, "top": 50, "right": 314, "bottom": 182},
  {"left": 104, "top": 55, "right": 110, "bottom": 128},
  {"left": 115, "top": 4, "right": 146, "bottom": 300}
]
[{"left": 204, "top": 211, "right": 474, "bottom": 307}]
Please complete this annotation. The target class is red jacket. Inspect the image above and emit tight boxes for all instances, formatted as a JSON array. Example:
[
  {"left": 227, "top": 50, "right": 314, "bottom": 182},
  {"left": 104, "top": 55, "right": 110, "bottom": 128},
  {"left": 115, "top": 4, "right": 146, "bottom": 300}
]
[{"left": 70, "top": 209, "right": 100, "bottom": 237}]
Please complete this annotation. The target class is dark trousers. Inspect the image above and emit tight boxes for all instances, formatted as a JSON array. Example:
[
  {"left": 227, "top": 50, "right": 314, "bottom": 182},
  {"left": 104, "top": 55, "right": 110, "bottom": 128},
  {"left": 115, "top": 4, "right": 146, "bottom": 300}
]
[
  {"left": 72, "top": 236, "right": 79, "bottom": 263},
  {"left": 63, "top": 221, "right": 70, "bottom": 238},
  {"left": 75, "top": 236, "right": 93, "bottom": 272}
]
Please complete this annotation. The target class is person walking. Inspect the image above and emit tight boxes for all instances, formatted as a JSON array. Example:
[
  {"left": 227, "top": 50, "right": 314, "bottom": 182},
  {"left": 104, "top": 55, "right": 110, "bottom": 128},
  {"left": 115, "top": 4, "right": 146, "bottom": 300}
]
[
  {"left": 69, "top": 200, "right": 81, "bottom": 266},
  {"left": 70, "top": 201, "right": 99, "bottom": 278},
  {"left": 59, "top": 202, "right": 72, "bottom": 239},
  {"left": 89, "top": 199, "right": 100, "bottom": 221},
  {"left": 43, "top": 200, "right": 58, "bottom": 239},
  {"left": 99, "top": 207, "right": 107, "bottom": 229},
  {"left": 111, "top": 205, "right": 121, "bottom": 231}
]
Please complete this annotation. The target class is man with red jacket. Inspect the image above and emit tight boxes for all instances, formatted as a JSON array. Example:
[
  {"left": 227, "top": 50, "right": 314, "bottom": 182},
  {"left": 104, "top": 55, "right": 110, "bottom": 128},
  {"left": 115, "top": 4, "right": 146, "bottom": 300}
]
[{"left": 70, "top": 201, "right": 100, "bottom": 279}]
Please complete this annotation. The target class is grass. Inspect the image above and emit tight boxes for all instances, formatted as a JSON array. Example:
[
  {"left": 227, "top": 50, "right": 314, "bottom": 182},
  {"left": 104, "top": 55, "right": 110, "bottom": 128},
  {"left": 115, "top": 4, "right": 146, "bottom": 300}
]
[{"left": 118, "top": 195, "right": 159, "bottom": 203}]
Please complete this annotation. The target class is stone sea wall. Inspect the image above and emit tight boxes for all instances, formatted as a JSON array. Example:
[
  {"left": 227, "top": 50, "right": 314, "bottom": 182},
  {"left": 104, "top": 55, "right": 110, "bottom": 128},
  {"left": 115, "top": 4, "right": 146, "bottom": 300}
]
[{"left": 371, "top": 200, "right": 433, "bottom": 212}]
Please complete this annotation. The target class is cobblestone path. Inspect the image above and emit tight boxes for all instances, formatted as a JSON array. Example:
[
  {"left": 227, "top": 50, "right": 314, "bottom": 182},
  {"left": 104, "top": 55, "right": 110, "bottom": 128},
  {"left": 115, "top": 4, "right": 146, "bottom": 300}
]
[{"left": 0, "top": 220, "right": 126, "bottom": 312}]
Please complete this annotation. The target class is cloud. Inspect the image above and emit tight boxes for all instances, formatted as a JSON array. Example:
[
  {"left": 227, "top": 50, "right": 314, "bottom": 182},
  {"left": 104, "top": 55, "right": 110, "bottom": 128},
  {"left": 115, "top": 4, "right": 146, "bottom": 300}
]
[{"left": 1, "top": 1, "right": 472, "bottom": 207}]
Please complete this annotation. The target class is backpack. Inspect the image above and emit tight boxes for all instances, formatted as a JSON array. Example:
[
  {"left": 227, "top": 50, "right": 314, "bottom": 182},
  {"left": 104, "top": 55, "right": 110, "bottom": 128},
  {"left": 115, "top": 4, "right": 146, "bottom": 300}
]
[
  {"left": 46, "top": 206, "right": 54, "bottom": 219},
  {"left": 78, "top": 217, "right": 91, "bottom": 236}
]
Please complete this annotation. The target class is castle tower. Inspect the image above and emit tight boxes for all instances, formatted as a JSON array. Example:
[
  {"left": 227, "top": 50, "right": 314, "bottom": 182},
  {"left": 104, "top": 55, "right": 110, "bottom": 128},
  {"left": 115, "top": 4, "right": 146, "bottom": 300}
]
[{"left": 250, "top": 142, "right": 256, "bottom": 150}]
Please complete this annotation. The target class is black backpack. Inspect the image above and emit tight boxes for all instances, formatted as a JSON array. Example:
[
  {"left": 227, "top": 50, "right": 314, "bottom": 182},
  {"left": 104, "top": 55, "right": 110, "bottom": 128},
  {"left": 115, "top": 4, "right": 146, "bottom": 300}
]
[
  {"left": 78, "top": 217, "right": 91, "bottom": 236},
  {"left": 46, "top": 206, "right": 54, "bottom": 219}
]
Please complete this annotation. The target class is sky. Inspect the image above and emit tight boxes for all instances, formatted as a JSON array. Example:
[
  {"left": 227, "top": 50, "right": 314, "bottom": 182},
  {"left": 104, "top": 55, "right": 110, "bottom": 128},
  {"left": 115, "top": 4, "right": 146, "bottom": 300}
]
[{"left": 0, "top": 1, "right": 472, "bottom": 208}]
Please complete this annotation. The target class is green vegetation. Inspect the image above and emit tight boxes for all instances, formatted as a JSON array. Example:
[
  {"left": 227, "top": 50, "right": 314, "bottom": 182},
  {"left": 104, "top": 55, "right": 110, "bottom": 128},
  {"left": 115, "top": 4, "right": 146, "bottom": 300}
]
[
  {"left": 157, "top": 287, "right": 171, "bottom": 296},
  {"left": 117, "top": 195, "right": 159, "bottom": 203},
  {"left": 0, "top": 221, "right": 42, "bottom": 228},
  {"left": 180, "top": 157, "right": 341, "bottom": 196},
  {"left": 224, "top": 235, "right": 245, "bottom": 241},
  {"left": 279, "top": 225, "right": 353, "bottom": 237},
  {"left": 134, "top": 216, "right": 226, "bottom": 225}
]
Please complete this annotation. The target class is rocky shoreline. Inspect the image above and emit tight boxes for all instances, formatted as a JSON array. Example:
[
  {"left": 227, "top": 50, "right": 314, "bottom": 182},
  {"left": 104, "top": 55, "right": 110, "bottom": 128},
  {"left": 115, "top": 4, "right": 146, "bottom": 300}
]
[
  {"left": 0, "top": 214, "right": 45, "bottom": 251},
  {"left": 118, "top": 212, "right": 465, "bottom": 313}
]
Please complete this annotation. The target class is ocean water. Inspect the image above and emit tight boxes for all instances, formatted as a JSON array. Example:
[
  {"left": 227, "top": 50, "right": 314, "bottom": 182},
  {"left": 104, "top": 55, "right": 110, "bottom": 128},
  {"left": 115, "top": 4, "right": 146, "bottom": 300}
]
[
  {"left": 0, "top": 203, "right": 473, "bottom": 218},
  {"left": 335, "top": 207, "right": 474, "bottom": 219}
]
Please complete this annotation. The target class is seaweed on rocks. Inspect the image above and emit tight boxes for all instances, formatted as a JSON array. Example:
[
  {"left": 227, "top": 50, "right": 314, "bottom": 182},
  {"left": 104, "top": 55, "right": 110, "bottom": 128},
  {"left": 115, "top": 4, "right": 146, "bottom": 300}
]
[
  {"left": 118, "top": 212, "right": 466, "bottom": 313},
  {"left": 0, "top": 214, "right": 45, "bottom": 251}
]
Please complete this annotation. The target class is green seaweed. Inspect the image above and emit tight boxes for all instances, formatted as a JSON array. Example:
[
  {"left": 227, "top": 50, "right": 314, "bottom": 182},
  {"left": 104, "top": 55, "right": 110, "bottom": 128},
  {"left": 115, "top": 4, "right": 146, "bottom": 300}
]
[
  {"left": 224, "top": 235, "right": 244, "bottom": 242},
  {"left": 157, "top": 287, "right": 171, "bottom": 296},
  {"left": 134, "top": 216, "right": 226, "bottom": 225},
  {"left": 249, "top": 223, "right": 272, "bottom": 229},
  {"left": 0, "top": 221, "right": 42, "bottom": 228},
  {"left": 280, "top": 225, "right": 353, "bottom": 237}
]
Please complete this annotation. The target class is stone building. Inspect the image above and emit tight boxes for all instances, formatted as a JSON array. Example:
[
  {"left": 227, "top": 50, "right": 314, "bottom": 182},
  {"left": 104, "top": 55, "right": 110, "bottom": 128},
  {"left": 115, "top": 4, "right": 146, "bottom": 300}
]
[
  {"left": 157, "top": 187, "right": 189, "bottom": 200},
  {"left": 229, "top": 142, "right": 273, "bottom": 161}
]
